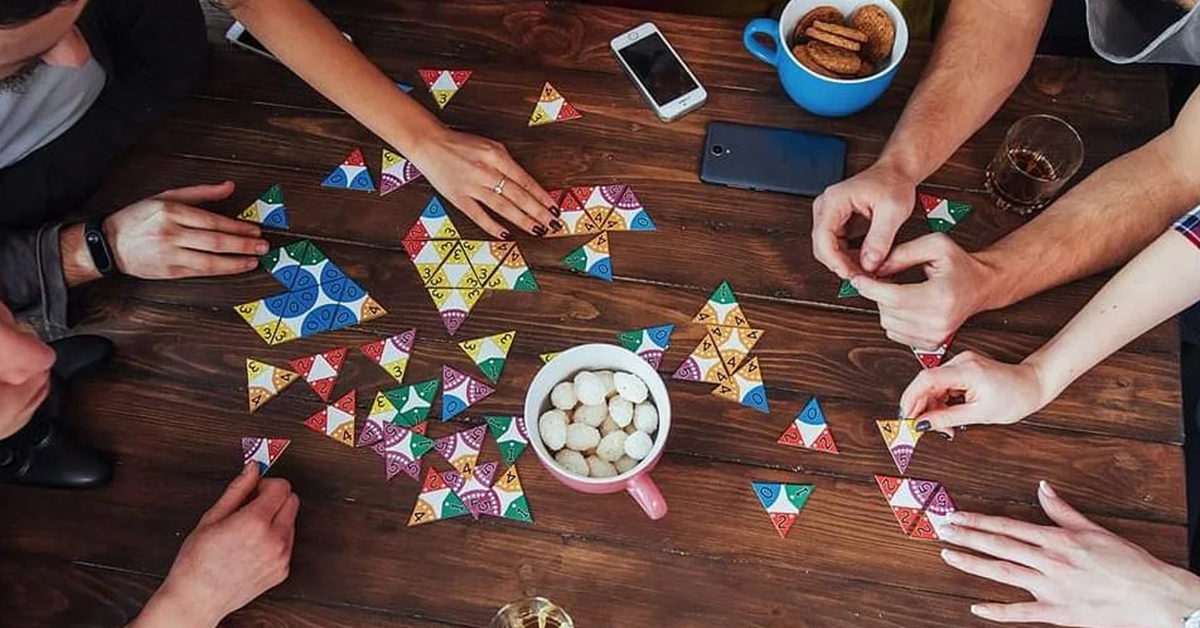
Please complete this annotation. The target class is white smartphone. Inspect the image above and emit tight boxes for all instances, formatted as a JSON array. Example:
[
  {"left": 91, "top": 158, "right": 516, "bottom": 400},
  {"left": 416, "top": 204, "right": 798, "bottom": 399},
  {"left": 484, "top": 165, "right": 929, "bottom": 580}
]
[
  {"left": 610, "top": 23, "right": 707, "bottom": 122},
  {"left": 224, "top": 22, "right": 352, "bottom": 63}
]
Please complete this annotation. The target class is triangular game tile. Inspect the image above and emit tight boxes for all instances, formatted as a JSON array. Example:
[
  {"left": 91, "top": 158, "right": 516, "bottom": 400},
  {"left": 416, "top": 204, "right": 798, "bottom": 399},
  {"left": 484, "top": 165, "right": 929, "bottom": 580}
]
[
  {"left": 321, "top": 147, "right": 375, "bottom": 192},
  {"left": 919, "top": 192, "right": 972, "bottom": 233},
  {"left": 837, "top": 279, "right": 858, "bottom": 298},
  {"left": 360, "top": 329, "right": 416, "bottom": 384},
  {"left": 425, "top": 287, "right": 483, "bottom": 336},
  {"left": 237, "top": 183, "right": 289, "bottom": 229},
  {"left": 672, "top": 327, "right": 729, "bottom": 384},
  {"left": 692, "top": 280, "right": 751, "bottom": 328},
  {"left": 876, "top": 419, "right": 923, "bottom": 475},
  {"left": 711, "top": 356, "right": 769, "bottom": 413},
  {"left": 432, "top": 424, "right": 488, "bottom": 476},
  {"left": 418, "top": 69, "right": 472, "bottom": 109},
  {"left": 457, "top": 330, "right": 515, "bottom": 384},
  {"left": 375, "top": 422, "right": 436, "bottom": 482},
  {"left": 777, "top": 397, "right": 838, "bottom": 454},
  {"left": 562, "top": 232, "right": 612, "bottom": 282},
  {"left": 616, "top": 324, "right": 675, "bottom": 369},
  {"left": 709, "top": 325, "right": 764, "bottom": 378},
  {"left": 403, "top": 196, "right": 460, "bottom": 244},
  {"left": 303, "top": 390, "right": 356, "bottom": 447},
  {"left": 246, "top": 358, "right": 298, "bottom": 413},
  {"left": 912, "top": 334, "right": 954, "bottom": 369},
  {"left": 441, "top": 365, "right": 495, "bottom": 420},
  {"left": 380, "top": 148, "right": 423, "bottom": 196},
  {"left": 408, "top": 467, "right": 470, "bottom": 526},
  {"left": 242, "top": 437, "right": 290, "bottom": 475},
  {"left": 529, "top": 82, "right": 583, "bottom": 127},
  {"left": 489, "top": 464, "right": 534, "bottom": 523},
  {"left": 539, "top": 351, "right": 561, "bottom": 364},
  {"left": 751, "top": 481, "right": 813, "bottom": 538},
  {"left": 603, "top": 185, "right": 657, "bottom": 232},
  {"left": 288, "top": 347, "right": 346, "bottom": 402},
  {"left": 485, "top": 415, "right": 529, "bottom": 467}
]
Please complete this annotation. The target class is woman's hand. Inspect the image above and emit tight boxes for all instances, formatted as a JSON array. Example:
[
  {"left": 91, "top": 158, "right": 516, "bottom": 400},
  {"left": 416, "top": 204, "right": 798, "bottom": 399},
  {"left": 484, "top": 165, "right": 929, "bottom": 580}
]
[
  {"left": 899, "top": 350, "right": 1051, "bottom": 435},
  {"left": 408, "top": 128, "right": 560, "bottom": 239}
]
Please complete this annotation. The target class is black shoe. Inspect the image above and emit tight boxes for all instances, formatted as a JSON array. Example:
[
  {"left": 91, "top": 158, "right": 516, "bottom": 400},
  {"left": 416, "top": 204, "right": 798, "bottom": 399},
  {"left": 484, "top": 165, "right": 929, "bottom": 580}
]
[
  {"left": 49, "top": 335, "right": 114, "bottom": 381},
  {"left": 0, "top": 379, "right": 112, "bottom": 489}
]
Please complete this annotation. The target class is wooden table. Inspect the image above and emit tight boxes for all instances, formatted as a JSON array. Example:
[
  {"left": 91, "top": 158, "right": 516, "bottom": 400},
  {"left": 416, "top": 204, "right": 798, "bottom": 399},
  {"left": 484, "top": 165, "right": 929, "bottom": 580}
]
[{"left": 1, "top": 2, "right": 1183, "bottom": 627}]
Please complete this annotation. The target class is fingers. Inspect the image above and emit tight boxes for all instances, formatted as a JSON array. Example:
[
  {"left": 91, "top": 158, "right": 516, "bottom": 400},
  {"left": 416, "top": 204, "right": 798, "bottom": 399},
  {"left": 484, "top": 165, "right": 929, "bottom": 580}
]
[
  {"left": 273, "top": 493, "right": 300, "bottom": 548},
  {"left": 200, "top": 463, "right": 260, "bottom": 525},
  {"left": 491, "top": 156, "right": 557, "bottom": 224},
  {"left": 1037, "top": 481, "right": 1103, "bottom": 532},
  {"left": 481, "top": 188, "right": 544, "bottom": 236},
  {"left": 176, "top": 227, "right": 269, "bottom": 256},
  {"left": 859, "top": 201, "right": 909, "bottom": 273},
  {"left": 941, "top": 549, "right": 1043, "bottom": 590},
  {"left": 167, "top": 204, "right": 264, "bottom": 238},
  {"left": 948, "top": 511, "right": 1055, "bottom": 547},
  {"left": 811, "top": 206, "right": 860, "bottom": 278},
  {"left": 154, "top": 182, "right": 237, "bottom": 206},
  {"left": 900, "top": 365, "right": 971, "bottom": 421},
  {"left": 169, "top": 249, "right": 260, "bottom": 278},
  {"left": 452, "top": 196, "right": 511, "bottom": 240},
  {"left": 940, "top": 523, "right": 1054, "bottom": 571},
  {"left": 850, "top": 274, "right": 908, "bottom": 308},
  {"left": 244, "top": 477, "right": 292, "bottom": 521},
  {"left": 876, "top": 233, "right": 953, "bottom": 277},
  {"left": 970, "top": 602, "right": 1060, "bottom": 624}
]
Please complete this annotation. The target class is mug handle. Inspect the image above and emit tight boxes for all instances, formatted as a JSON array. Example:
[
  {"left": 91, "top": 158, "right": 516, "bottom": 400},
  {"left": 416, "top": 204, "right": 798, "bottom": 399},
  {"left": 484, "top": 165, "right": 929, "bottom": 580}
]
[
  {"left": 743, "top": 18, "right": 782, "bottom": 67},
  {"left": 627, "top": 474, "right": 668, "bottom": 520}
]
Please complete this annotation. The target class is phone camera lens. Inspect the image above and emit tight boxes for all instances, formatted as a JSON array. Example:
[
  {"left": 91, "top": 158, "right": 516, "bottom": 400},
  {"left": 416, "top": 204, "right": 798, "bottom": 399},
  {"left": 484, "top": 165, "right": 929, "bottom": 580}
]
[{"left": 711, "top": 145, "right": 725, "bottom": 156}]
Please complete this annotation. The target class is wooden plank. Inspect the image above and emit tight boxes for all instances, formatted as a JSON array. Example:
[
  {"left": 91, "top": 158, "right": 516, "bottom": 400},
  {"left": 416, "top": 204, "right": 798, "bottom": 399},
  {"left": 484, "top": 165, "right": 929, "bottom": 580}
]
[{"left": 77, "top": 234, "right": 1183, "bottom": 445}]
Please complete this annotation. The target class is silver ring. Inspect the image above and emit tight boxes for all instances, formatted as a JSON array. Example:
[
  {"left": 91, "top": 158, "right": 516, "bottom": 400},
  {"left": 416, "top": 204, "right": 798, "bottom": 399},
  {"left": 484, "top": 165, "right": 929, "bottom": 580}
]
[{"left": 493, "top": 176, "right": 507, "bottom": 196}]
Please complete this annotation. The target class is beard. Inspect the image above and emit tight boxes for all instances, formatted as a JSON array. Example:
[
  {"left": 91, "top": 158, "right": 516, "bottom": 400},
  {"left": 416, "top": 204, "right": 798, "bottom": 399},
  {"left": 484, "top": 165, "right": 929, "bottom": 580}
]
[{"left": 0, "top": 60, "right": 45, "bottom": 94}]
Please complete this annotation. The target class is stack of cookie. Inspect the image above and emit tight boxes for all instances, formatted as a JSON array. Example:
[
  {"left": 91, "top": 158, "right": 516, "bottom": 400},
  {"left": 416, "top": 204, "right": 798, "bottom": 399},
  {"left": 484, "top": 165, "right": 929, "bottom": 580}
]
[{"left": 791, "top": 4, "right": 895, "bottom": 79}]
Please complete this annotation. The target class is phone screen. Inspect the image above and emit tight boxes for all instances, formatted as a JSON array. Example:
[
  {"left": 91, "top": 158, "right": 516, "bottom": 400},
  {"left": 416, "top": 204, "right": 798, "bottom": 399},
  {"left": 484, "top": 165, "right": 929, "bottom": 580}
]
[{"left": 617, "top": 32, "right": 698, "bottom": 106}]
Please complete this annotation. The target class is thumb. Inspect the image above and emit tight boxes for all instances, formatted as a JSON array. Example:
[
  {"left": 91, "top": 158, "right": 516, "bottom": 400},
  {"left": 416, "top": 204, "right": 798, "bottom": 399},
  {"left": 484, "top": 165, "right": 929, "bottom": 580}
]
[
  {"left": 155, "top": 181, "right": 236, "bottom": 205},
  {"left": 1038, "top": 481, "right": 1103, "bottom": 531},
  {"left": 859, "top": 201, "right": 910, "bottom": 273},
  {"left": 876, "top": 233, "right": 950, "bottom": 278},
  {"left": 199, "top": 463, "right": 260, "bottom": 525},
  {"left": 915, "top": 403, "right": 979, "bottom": 433}
]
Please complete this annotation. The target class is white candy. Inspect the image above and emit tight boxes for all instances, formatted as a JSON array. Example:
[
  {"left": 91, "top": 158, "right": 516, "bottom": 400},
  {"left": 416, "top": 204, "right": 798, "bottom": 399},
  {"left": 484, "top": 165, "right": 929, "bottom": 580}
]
[
  {"left": 596, "top": 370, "right": 617, "bottom": 398},
  {"left": 608, "top": 397, "right": 634, "bottom": 428},
  {"left": 573, "top": 371, "right": 607, "bottom": 406},
  {"left": 565, "top": 423, "right": 601, "bottom": 451},
  {"left": 573, "top": 403, "right": 608, "bottom": 427},
  {"left": 596, "top": 431, "right": 627, "bottom": 462},
  {"left": 550, "top": 381, "right": 578, "bottom": 411},
  {"left": 634, "top": 402, "right": 659, "bottom": 434},
  {"left": 624, "top": 430, "right": 653, "bottom": 460},
  {"left": 539, "top": 409, "right": 569, "bottom": 451},
  {"left": 615, "top": 455, "right": 639, "bottom": 474},
  {"left": 613, "top": 371, "right": 649, "bottom": 404},
  {"left": 600, "top": 417, "right": 622, "bottom": 436},
  {"left": 587, "top": 455, "right": 618, "bottom": 478},
  {"left": 555, "top": 449, "right": 589, "bottom": 477}
]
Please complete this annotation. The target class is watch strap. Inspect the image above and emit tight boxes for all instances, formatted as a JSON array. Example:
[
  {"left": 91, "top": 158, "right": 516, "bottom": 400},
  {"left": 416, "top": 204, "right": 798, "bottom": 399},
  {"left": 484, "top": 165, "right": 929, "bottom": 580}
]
[{"left": 84, "top": 219, "right": 116, "bottom": 276}]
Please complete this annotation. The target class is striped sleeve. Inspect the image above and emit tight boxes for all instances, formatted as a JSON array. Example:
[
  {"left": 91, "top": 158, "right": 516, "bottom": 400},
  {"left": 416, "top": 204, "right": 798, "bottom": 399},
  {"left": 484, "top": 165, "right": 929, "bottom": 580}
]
[{"left": 1173, "top": 204, "right": 1200, "bottom": 249}]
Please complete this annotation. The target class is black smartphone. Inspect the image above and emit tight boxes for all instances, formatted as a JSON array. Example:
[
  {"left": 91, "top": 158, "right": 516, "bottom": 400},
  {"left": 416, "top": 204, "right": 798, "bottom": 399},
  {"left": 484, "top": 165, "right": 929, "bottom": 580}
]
[{"left": 699, "top": 121, "right": 846, "bottom": 196}]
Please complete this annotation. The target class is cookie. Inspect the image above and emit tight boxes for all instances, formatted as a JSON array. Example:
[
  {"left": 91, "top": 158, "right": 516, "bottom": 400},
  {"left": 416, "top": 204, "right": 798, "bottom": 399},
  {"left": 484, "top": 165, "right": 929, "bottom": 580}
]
[
  {"left": 851, "top": 4, "right": 896, "bottom": 63},
  {"left": 793, "top": 6, "right": 844, "bottom": 45},
  {"left": 793, "top": 44, "right": 843, "bottom": 79},
  {"left": 806, "top": 26, "right": 862, "bottom": 52},
  {"left": 806, "top": 40, "right": 863, "bottom": 76},
  {"left": 812, "top": 20, "right": 868, "bottom": 43}
]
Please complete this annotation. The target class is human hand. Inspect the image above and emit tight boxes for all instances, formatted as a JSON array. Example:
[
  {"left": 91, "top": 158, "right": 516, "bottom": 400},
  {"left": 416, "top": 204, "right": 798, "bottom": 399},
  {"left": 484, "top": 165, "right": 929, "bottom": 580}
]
[
  {"left": 102, "top": 182, "right": 269, "bottom": 280},
  {"left": 408, "top": 128, "right": 558, "bottom": 239},
  {"left": 811, "top": 162, "right": 916, "bottom": 277},
  {"left": 940, "top": 481, "right": 1200, "bottom": 628},
  {"left": 899, "top": 350, "right": 1049, "bottom": 435},
  {"left": 140, "top": 465, "right": 299, "bottom": 628},
  {"left": 851, "top": 233, "right": 997, "bottom": 349}
]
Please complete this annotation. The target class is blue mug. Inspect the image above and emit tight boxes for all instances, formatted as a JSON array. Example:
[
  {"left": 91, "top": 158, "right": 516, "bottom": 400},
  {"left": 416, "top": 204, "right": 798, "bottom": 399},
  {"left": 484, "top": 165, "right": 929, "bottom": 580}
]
[{"left": 743, "top": 0, "right": 908, "bottom": 117}]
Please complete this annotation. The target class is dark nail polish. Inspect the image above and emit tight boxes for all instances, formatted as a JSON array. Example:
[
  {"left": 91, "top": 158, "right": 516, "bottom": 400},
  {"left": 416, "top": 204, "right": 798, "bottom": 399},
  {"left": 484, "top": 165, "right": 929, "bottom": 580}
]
[
  {"left": 499, "top": 230, "right": 512, "bottom": 240},
  {"left": 549, "top": 206, "right": 562, "bottom": 217},
  {"left": 532, "top": 225, "right": 547, "bottom": 237},
  {"left": 550, "top": 220, "right": 563, "bottom": 232},
  {"left": 915, "top": 420, "right": 931, "bottom": 432}
]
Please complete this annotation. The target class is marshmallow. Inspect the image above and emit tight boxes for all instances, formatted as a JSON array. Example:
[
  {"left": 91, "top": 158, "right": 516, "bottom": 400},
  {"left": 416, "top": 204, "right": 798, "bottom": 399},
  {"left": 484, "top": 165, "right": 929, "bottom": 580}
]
[
  {"left": 573, "top": 403, "right": 608, "bottom": 427},
  {"left": 573, "top": 371, "right": 607, "bottom": 406},
  {"left": 608, "top": 397, "right": 634, "bottom": 428},
  {"left": 634, "top": 402, "right": 659, "bottom": 434},
  {"left": 613, "top": 371, "right": 649, "bottom": 404},
  {"left": 624, "top": 431, "right": 653, "bottom": 460},
  {"left": 538, "top": 409, "right": 569, "bottom": 451},
  {"left": 596, "top": 431, "right": 628, "bottom": 462},
  {"left": 555, "top": 449, "right": 589, "bottom": 477},
  {"left": 587, "top": 455, "right": 618, "bottom": 478},
  {"left": 550, "top": 381, "right": 578, "bottom": 411},
  {"left": 565, "top": 423, "right": 601, "bottom": 451}
]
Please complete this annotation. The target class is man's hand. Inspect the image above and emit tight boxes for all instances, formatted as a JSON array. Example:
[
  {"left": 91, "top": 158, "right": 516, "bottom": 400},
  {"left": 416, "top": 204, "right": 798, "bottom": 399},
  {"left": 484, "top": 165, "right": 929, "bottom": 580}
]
[
  {"left": 103, "top": 182, "right": 268, "bottom": 279},
  {"left": 409, "top": 128, "right": 559, "bottom": 239},
  {"left": 132, "top": 465, "right": 299, "bottom": 628},
  {"left": 899, "top": 350, "right": 1048, "bottom": 434},
  {"left": 941, "top": 481, "right": 1200, "bottom": 628},
  {"left": 851, "top": 233, "right": 998, "bottom": 348},
  {"left": 812, "top": 162, "right": 917, "bottom": 277}
]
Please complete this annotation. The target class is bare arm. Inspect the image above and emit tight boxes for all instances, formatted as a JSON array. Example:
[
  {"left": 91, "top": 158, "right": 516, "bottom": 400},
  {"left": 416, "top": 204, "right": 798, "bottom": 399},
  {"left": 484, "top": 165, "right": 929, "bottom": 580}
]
[{"left": 812, "top": 0, "right": 1052, "bottom": 275}]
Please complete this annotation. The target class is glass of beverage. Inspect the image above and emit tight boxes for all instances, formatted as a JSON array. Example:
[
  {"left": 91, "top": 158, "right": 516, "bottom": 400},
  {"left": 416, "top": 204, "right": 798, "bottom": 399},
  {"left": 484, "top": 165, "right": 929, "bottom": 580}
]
[
  {"left": 490, "top": 597, "right": 574, "bottom": 628},
  {"left": 984, "top": 114, "right": 1084, "bottom": 216}
]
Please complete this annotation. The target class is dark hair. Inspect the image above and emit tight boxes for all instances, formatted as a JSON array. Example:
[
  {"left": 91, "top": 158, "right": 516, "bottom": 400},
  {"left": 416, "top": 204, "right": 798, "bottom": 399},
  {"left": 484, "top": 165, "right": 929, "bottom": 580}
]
[{"left": 0, "top": 0, "right": 76, "bottom": 27}]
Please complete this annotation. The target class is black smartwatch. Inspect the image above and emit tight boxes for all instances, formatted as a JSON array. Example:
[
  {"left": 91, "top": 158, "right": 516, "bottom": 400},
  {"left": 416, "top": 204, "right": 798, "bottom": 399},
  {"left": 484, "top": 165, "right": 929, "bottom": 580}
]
[{"left": 84, "top": 219, "right": 117, "bottom": 276}]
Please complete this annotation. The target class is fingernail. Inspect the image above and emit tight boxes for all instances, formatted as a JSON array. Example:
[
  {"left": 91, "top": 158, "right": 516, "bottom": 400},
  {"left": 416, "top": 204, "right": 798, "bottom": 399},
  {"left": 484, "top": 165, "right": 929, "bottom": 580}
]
[
  {"left": 532, "top": 225, "right": 547, "bottom": 237},
  {"left": 950, "top": 512, "right": 967, "bottom": 525},
  {"left": 970, "top": 605, "right": 989, "bottom": 617},
  {"left": 940, "top": 549, "right": 959, "bottom": 563},
  {"left": 499, "top": 230, "right": 512, "bottom": 240},
  {"left": 550, "top": 220, "right": 563, "bottom": 232},
  {"left": 914, "top": 420, "right": 931, "bottom": 432},
  {"left": 863, "top": 251, "right": 879, "bottom": 266},
  {"left": 1039, "top": 480, "right": 1056, "bottom": 498},
  {"left": 939, "top": 525, "right": 958, "bottom": 540},
  {"left": 256, "top": 242, "right": 269, "bottom": 254},
  {"left": 549, "top": 206, "right": 562, "bottom": 217}
]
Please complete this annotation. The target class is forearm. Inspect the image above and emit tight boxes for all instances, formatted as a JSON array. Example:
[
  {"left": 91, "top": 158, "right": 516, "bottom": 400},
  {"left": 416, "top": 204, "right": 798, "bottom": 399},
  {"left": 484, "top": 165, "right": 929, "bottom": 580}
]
[
  {"left": 876, "top": 0, "right": 1051, "bottom": 182},
  {"left": 127, "top": 585, "right": 220, "bottom": 628},
  {"left": 1024, "top": 228, "right": 1200, "bottom": 400},
  {"left": 224, "top": 0, "right": 445, "bottom": 154}
]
